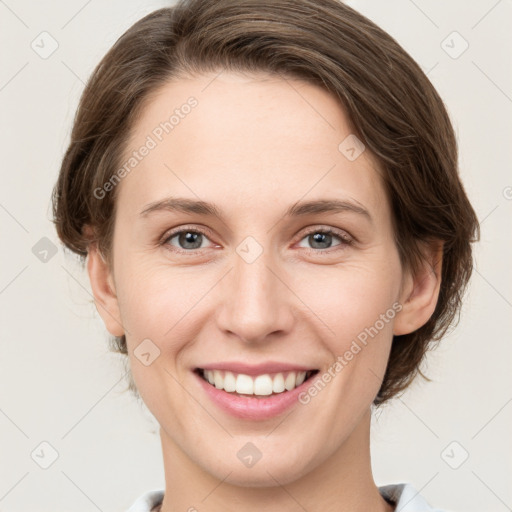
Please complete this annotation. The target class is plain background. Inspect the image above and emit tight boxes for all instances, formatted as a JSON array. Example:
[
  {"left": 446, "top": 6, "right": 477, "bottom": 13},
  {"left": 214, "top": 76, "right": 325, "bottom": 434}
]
[{"left": 0, "top": 1, "right": 511, "bottom": 511}]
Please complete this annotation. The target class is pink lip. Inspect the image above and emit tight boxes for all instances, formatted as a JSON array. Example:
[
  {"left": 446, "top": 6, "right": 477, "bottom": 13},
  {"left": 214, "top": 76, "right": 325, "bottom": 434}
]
[
  {"left": 193, "top": 369, "right": 319, "bottom": 421},
  {"left": 197, "top": 361, "right": 316, "bottom": 376}
]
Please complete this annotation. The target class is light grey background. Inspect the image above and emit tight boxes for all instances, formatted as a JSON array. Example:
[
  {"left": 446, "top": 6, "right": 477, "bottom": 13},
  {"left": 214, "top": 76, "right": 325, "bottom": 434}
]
[{"left": 1, "top": 1, "right": 511, "bottom": 511}]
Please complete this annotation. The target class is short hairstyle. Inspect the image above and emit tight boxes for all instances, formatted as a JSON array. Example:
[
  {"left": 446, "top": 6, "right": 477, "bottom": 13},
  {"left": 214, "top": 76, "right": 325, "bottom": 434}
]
[{"left": 52, "top": 0, "right": 480, "bottom": 406}]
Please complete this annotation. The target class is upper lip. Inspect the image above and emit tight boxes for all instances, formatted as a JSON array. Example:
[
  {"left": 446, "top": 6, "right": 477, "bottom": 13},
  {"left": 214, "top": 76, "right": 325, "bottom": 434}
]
[{"left": 196, "top": 361, "right": 318, "bottom": 376}]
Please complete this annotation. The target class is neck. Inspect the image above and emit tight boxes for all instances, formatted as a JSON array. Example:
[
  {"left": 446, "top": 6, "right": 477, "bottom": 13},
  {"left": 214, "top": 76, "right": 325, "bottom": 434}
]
[{"left": 157, "top": 408, "right": 394, "bottom": 512}]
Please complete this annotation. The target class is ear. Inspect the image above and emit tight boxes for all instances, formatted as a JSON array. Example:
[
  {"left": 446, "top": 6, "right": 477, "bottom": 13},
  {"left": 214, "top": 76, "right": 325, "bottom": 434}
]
[
  {"left": 84, "top": 227, "right": 125, "bottom": 337},
  {"left": 393, "top": 240, "right": 443, "bottom": 336}
]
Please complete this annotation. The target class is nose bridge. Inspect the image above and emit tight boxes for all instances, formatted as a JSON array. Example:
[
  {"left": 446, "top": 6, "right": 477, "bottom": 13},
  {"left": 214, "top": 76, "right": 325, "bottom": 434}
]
[{"left": 216, "top": 238, "right": 292, "bottom": 343}]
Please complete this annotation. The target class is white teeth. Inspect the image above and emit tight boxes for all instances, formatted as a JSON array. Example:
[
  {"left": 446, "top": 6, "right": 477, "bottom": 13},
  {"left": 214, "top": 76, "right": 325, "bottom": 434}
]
[
  {"left": 272, "top": 373, "right": 285, "bottom": 393},
  {"left": 201, "top": 369, "right": 313, "bottom": 396},
  {"left": 213, "top": 370, "right": 223, "bottom": 389},
  {"left": 223, "top": 371, "right": 236, "bottom": 392},
  {"left": 236, "top": 374, "right": 254, "bottom": 395},
  {"left": 295, "top": 371, "right": 307, "bottom": 387},
  {"left": 253, "top": 375, "right": 273, "bottom": 395},
  {"left": 284, "top": 372, "right": 296, "bottom": 391}
]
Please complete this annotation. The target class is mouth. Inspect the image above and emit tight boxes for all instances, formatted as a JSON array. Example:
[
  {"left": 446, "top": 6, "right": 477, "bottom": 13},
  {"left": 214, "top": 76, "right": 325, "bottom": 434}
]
[{"left": 194, "top": 368, "right": 320, "bottom": 398}]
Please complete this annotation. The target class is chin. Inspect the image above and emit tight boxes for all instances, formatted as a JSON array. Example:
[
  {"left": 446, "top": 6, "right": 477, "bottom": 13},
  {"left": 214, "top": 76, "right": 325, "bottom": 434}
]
[
  {"left": 220, "top": 463, "right": 309, "bottom": 488},
  {"left": 198, "top": 443, "right": 318, "bottom": 488}
]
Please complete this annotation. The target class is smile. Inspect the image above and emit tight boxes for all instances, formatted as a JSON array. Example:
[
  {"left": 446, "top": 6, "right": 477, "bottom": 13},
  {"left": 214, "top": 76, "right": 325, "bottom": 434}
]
[
  {"left": 193, "top": 361, "right": 321, "bottom": 420},
  {"left": 195, "top": 368, "right": 319, "bottom": 397}
]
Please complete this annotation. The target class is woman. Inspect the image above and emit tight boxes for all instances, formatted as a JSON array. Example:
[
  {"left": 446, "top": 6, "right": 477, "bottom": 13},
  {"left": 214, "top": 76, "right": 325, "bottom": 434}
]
[{"left": 51, "top": 0, "right": 479, "bottom": 510}]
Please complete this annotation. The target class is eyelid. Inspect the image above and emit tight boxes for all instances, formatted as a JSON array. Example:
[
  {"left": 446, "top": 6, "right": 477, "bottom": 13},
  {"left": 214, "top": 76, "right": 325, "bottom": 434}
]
[
  {"left": 160, "top": 223, "right": 355, "bottom": 254},
  {"left": 160, "top": 224, "right": 216, "bottom": 245},
  {"left": 297, "top": 225, "right": 354, "bottom": 244}
]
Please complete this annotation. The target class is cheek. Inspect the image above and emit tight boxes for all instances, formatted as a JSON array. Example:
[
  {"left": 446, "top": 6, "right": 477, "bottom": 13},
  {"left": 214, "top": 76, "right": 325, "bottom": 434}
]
[
  {"left": 116, "top": 263, "right": 200, "bottom": 421},
  {"left": 114, "top": 260, "right": 216, "bottom": 381},
  {"left": 293, "top": 258, "right": 401, "bottom": 344},
  {"left": 115, "top": 260, "right": 189, "bottom": 335}
]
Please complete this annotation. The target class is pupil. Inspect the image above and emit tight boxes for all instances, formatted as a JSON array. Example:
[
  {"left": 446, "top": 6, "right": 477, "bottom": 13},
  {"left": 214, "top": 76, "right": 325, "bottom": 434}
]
[
  {"left": 180, "top": 232, "right": 201, "bottom": 249},
  {"left": 310, "top": 232, "right": 331, "bottom": 249}
]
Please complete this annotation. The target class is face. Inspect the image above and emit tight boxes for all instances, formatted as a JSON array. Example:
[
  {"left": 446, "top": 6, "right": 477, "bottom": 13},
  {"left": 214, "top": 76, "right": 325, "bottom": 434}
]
[{"left": 89, "top": 70, "right": 431, "bottom": 487}]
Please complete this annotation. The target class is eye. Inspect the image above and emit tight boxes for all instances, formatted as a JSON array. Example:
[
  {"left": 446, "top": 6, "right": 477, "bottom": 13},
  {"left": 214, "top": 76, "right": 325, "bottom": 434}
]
[
  {"left": 160, "top": 225, "right": 353, "bottom": 255},
  {"left": 162, "top": 227, "right": 216, "bottom": 253},
  {"left": 296, "top": 227, "right": 353, "bottom": 251}
]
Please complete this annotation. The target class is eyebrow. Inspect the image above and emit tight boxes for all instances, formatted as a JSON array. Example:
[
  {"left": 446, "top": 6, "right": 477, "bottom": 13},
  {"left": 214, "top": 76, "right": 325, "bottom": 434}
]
[{"left": 139, "top": 197, "right": 372, "bottom": 222}]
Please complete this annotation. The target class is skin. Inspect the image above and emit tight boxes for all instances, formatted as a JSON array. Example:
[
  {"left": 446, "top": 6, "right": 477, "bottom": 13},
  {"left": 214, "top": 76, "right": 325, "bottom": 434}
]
[{"left": 86, "top": 71, "right": 442, "bottom": 512}]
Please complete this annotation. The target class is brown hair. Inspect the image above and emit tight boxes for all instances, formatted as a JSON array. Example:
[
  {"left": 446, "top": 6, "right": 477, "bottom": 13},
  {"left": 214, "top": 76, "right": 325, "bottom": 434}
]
[{"left": 51, "top": 0, "right": 480, "bottom": 406}]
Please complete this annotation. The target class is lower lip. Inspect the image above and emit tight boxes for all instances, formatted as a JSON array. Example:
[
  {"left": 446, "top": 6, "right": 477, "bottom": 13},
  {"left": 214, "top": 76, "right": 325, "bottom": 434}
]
[{"left": 194, "top": 370, "right": 317, "bottom": 421}]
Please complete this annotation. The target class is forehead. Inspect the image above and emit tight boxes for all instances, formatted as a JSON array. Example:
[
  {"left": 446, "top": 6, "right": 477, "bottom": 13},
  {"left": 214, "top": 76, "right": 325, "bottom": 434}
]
[{"left": 115, "top": 71, "right": 388, "bottom": 223}]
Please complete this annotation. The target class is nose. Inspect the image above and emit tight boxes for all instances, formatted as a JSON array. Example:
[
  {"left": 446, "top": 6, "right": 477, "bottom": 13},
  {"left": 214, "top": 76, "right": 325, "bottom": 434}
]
[{"left": 215, "top": 245, "right": 295, "bottom": 345}]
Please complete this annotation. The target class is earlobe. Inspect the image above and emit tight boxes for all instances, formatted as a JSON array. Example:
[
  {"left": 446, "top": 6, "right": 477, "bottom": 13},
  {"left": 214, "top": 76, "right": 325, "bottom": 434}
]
[
  {"left": 86, "top": 241, "right": 125, "bottom": 337},
  {"left": 393, "top": 241, "right": 443, "bottom": 336}
]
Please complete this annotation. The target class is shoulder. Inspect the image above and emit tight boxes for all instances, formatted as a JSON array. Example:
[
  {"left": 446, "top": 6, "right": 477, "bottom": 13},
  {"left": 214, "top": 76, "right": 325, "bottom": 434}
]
[
  {"left": 379, "top": 482, "right": 451, "bottom": 512},
  {"left": 126, "top": 488, "right": 164, "bottom": 512}
]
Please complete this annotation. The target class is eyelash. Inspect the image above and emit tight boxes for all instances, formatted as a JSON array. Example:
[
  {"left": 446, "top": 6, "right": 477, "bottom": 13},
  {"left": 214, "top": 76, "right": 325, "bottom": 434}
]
[{"left": 159, "top": 225, "right": 354, "bottom": 256}]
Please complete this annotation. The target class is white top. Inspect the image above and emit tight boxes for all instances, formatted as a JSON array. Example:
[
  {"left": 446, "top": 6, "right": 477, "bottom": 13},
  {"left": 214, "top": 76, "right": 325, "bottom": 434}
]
[{"left": 126, "top": 483, "right": 449, "bottom": 511}]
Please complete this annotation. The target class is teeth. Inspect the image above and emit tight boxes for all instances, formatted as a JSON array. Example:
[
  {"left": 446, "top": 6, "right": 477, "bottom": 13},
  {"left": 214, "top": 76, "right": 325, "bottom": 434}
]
[
  {"left": 236, "top": 373, "right": 254, "bottom": 395},
  {"left": 201, "top": 369, "right": 313, "bottom": 396},
  {"left": 284, "top": 372, "right": 296, "bottom": 391},
  {"left": 295, "top": 371, "right": 307, "bottom": 387},
  {"left": 213, "top": 370, "right": 223, "bottom": 389},
  {"left": 254, "top": 375, "right": 273, "bottom": 395},
  {"left": 223, "top": 371, "right": 236, "bottom": 392},
  {"left": 272, "top": 373, "right": 285, "bottom": 393}
]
